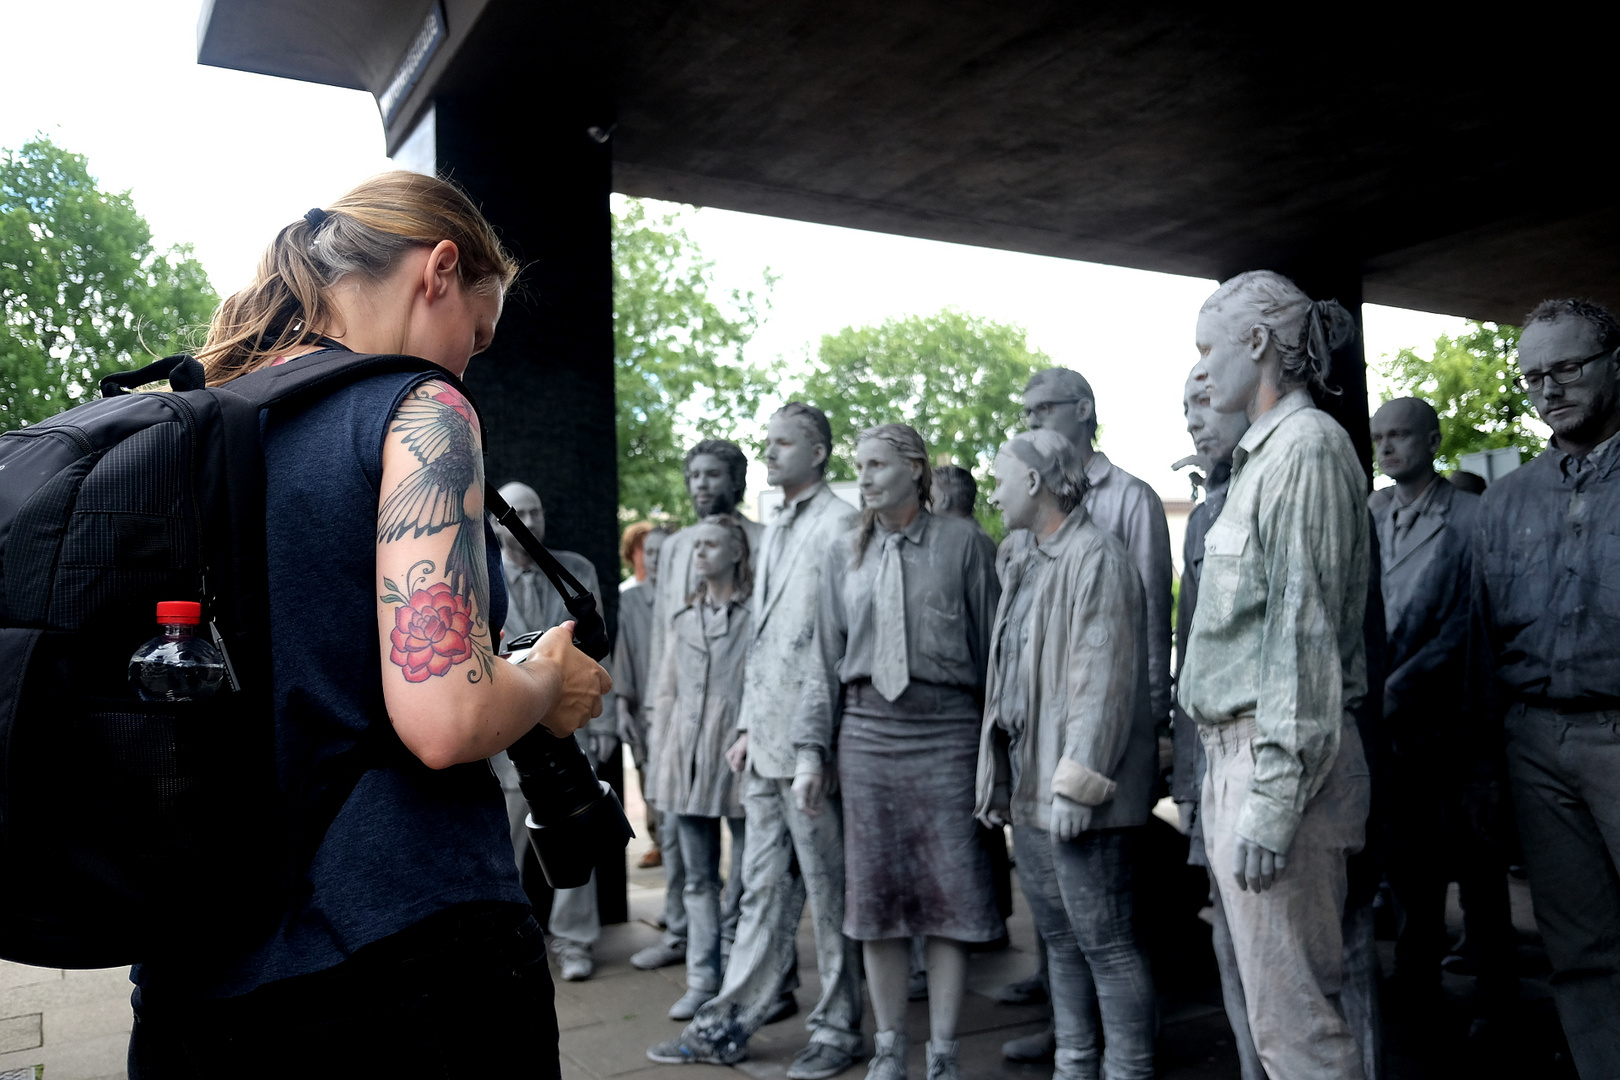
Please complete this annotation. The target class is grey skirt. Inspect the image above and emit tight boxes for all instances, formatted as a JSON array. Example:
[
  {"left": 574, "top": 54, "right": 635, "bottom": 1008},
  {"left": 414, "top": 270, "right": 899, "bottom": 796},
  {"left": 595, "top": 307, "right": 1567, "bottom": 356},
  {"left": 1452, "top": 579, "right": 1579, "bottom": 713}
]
[{"left": 837, "top": 680, "right": 1002, "bottom": 942}]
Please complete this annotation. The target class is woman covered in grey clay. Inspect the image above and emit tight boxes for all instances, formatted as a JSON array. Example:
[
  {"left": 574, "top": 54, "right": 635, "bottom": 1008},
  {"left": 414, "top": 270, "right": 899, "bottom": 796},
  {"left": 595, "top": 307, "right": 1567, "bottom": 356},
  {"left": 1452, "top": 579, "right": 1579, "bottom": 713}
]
[
  {"left": 803, "top": 423, "right": 1001, "bottom": 1080},
  {"left": 649, "top": 514, "right": 753, "bottom": 1022},
  {"left": 975, "top": 430, "right": 1158, "bottom": 1080}
]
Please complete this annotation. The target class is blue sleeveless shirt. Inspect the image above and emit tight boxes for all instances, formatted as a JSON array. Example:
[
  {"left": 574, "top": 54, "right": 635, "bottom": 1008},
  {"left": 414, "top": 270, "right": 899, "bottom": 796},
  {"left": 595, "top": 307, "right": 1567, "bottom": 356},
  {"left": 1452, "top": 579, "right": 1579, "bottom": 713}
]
[{"left": 150, "top": 368, "right": 526, "bottom": 996}]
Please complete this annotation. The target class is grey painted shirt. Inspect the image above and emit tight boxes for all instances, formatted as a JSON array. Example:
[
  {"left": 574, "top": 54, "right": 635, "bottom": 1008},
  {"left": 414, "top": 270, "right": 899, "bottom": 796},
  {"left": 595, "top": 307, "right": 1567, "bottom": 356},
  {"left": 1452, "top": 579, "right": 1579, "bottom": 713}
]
[
  {"left": 1178, "top": 390, "right": 1370, "bottom": 855},
  {"left": 614, "top": 581, "right": 656, "bottom": 713},
  {"left": 1169, "top": 469, "right": 1229, "bottom": 806},
  {"left": 1471, "top": 431, "right": 1620, "bottom": 709},
  {"left": 999, "top": 452, "right": 1174, "bottom": 725},
  {"left": 796, "top": 511, "right": 1000, "bottom": 761}
]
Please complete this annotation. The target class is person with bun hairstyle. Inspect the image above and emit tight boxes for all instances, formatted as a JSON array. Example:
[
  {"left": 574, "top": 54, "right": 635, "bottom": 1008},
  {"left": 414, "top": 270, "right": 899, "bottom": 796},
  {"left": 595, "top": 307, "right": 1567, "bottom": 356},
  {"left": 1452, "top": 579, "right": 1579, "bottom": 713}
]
[
  {"left": 127, "top": 173, "right": 611, "bottom": 1079},
  {"left": 1178, "top": 271, "right": 1371, "bottom": 1079}
]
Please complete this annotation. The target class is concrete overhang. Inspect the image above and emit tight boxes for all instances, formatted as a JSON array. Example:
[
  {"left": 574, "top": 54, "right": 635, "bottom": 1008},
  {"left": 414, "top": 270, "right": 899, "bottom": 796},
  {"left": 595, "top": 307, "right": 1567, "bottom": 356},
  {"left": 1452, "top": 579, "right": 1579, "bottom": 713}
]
[{"left": 198, "top": 0, "right": 1620, "bottom": 325}]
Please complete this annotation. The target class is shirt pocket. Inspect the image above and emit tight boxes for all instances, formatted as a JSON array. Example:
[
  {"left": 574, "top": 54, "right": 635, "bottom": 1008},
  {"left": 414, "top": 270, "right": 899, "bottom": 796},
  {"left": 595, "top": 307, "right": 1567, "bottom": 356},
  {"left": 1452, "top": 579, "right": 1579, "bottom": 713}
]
[
  {"left": 1199, "top": 519, "right": 1250, "bottom": 625},
  {"left": 920, "top": 600, "right": 972, "bottom": 668}
]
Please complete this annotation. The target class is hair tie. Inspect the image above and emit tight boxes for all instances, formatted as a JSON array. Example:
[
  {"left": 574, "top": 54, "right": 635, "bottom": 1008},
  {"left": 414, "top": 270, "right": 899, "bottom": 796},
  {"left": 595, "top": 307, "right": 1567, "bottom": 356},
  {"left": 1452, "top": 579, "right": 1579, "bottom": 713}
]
[{"left": 303, "top": 207, "right": 329, "bottom": 231}]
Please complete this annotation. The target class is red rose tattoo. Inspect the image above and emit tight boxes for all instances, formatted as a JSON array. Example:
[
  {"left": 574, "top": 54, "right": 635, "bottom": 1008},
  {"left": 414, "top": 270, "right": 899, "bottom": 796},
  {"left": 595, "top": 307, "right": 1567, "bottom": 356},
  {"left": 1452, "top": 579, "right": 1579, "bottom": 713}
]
[{"left": 390, "top": 582, "right": 475, "bottom": 682}]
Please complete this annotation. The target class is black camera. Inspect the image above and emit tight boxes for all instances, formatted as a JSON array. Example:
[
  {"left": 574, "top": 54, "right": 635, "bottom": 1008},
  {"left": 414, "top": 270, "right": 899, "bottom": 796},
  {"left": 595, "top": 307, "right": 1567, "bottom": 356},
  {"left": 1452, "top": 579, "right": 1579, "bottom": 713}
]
[{"left": 489, "top": 488, "right": 634, "bottom": 890}]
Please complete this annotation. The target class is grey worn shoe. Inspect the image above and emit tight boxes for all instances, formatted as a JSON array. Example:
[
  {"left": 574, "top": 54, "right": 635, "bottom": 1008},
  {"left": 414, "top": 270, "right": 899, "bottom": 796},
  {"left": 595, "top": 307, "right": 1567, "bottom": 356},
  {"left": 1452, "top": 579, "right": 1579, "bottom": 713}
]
[
  {"left": 647, "top": 1036, "right": 743, "bottom": 1066},
  {"left": 632, "top": 938, "right": 686, "bottom": 970},
  {"left": 993, "top": 972, "right": 1048, "bottom": 1005},
  {"left": 550, "top": 938, "right": 594, "bottom": 982},
  {"left": 1002, "top": 1023, "right": 1055, "bottom": 1063},
  {"left": 865, "top": 1030, "right": 908, "bottom": 1080},
  {"left": 668, "top": 987, "right": 715, "bottom": 1021},
  {"left": 924, "top": 1040, "right": 959, "bottom": 1080},
  {"left": 787, "top": 1043, "right": 859, "bottom": 1080}
]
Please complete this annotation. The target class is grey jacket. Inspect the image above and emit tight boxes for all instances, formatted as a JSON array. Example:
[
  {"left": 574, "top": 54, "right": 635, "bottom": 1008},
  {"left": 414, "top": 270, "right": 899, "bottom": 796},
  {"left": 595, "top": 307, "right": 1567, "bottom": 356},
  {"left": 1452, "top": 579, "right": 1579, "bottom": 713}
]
[
  {"left": 650, "top": 595, "right": 751, "bottom": 818},
  {"left": 737, "top": 483, "right": 860, "bottom": 778},
  {"left": 974, "top": 507, "right": 1156, "bottom": 833}
]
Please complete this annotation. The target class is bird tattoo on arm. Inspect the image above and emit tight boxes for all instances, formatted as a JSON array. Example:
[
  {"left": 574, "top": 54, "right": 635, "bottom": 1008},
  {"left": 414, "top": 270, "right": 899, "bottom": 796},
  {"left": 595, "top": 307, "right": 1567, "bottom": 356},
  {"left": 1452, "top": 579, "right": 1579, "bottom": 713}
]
[{"left": 377, "top": 382, "right": 497, "bottom": 684}]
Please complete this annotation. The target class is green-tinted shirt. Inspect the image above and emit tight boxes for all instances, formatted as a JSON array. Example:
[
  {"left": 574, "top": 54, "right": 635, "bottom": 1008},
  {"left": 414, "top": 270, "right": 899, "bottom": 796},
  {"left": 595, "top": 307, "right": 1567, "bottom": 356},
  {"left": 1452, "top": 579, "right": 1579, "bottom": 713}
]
[{"left": 1177, "top": 389, "right": 1369, "bottom": 854}]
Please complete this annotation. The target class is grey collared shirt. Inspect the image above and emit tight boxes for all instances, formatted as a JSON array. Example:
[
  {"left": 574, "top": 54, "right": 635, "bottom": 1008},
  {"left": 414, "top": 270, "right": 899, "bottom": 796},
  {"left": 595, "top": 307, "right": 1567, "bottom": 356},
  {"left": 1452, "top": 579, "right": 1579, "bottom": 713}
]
[
  {"left": 1472, "top": 429, "right": 1620, "bottom": 709},
  {"left": 796, "top": 511, "right": 1000, "bottom": 760},
  {"left": 1178, "top": 389, "right": 1370, "bottom": 855}
]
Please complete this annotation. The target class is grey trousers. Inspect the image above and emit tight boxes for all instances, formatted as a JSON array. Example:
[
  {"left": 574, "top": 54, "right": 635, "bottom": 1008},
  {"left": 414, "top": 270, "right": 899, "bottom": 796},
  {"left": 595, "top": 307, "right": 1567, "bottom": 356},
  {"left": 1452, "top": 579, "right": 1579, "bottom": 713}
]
[
  {"left": 1503, "top": 703, "right": 1620, "bottom": 1079},
  {"left": 675, "top": 815, "right": 748, "bottom": 992},
  {"left": 684, "top": 770, "right": 863, "bottom": 1058},
  {"left": 1202, "top": 717, "right": 1370, "bottom": 1080}
]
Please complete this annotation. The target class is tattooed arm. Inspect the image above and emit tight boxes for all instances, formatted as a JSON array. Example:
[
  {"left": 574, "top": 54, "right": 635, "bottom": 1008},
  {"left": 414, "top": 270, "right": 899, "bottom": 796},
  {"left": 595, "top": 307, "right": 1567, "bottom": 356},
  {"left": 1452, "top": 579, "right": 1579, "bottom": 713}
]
[{"left": 376, "top": 380, "right": 610, "bottom": 768}]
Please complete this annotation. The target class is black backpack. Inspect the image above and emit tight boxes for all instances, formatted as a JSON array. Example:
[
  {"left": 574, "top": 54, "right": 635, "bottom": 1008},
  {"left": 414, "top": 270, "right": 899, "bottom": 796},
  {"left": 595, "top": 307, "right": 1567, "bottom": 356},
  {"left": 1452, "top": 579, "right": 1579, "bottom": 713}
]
[{"left": 0, "top": 347, "right": 466, "bottom": 969}]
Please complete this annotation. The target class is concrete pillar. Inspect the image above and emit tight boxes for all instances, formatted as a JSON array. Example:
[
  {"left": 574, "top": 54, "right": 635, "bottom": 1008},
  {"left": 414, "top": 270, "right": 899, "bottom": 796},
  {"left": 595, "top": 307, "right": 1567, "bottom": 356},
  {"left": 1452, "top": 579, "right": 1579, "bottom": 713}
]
[{"left": 426, "top": 6, "right": 627, "bottom": 921}]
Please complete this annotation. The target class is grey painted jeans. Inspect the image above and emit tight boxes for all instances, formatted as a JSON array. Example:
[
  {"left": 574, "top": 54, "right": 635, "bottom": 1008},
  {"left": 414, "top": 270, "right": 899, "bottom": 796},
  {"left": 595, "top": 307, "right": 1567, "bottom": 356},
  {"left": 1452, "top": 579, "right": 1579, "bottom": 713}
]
[
  {"left": 675, "top": 814, "right": 747, "bottom": 992},
  {"left": 684, "top": 770, "right": 863, "bottom": 1058},
  {"left": 1012, "top": 825, "right": 1156, "bottom": 1080},
  {"left": 1201, "top": 716, "right": 1369, "bottom": 1080},
  {"left": 1503, "top": 703, "right": 1620, "bottom": 1079}
]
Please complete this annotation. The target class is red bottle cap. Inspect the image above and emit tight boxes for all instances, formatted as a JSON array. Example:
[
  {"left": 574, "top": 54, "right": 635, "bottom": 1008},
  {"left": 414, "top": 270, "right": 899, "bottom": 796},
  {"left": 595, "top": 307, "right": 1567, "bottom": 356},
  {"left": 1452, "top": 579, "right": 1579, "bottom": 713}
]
[{"left": 155, "top": 601, "right": 202, "bottom": 625}]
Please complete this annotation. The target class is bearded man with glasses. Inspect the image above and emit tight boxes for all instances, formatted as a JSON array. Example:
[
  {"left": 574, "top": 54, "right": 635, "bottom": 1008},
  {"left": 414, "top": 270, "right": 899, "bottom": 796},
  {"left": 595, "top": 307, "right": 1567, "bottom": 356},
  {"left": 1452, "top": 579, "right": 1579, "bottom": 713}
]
[{"left": 1471, "top": 298, "right": 1620, "bottom": 1078}]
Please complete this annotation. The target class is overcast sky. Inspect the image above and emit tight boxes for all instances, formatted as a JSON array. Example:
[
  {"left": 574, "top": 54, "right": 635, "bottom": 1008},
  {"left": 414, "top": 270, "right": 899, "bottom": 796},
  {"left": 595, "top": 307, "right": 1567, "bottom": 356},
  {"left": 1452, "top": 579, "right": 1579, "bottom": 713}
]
[{"left": 3, "top": 0, "right": 1470, "bottom": 500}]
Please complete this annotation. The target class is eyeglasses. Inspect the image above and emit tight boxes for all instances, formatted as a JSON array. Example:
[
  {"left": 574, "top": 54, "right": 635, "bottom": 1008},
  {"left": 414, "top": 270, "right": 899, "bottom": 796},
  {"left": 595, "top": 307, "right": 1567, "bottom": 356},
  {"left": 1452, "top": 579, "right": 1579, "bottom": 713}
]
[
  {"left": 1515, "top": 348, "right": 1616, "bottom": 393},
  {"left": 1023, "top": 398, "right": 1081, "bottom": 420}
]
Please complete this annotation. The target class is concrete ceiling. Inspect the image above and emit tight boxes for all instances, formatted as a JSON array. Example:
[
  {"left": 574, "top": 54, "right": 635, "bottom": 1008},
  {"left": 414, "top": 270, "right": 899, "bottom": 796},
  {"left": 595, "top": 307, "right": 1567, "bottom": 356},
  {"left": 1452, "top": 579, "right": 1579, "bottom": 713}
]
[{"left": 199, "top": 0, "right": 1620, "bottom": 324}]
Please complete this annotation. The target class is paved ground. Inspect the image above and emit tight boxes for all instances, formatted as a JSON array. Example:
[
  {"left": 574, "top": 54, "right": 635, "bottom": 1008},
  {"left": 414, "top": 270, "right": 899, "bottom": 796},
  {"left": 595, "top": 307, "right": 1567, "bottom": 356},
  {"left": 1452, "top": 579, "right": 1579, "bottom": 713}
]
[{"left": 0, "top": 753, "right": 1579, "bottom": 1079}]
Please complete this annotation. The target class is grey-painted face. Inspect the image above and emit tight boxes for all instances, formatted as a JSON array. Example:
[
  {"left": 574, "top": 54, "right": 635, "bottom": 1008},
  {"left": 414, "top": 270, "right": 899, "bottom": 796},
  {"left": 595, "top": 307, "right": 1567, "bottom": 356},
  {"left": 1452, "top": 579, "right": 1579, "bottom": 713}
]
[
  {"left": 764, "top": 415, "right": 825, "bottom": 491},
  {"left": 691, "top": 522, "right": 740, "bottom": 583},
  {"left": 687, "top": 452, "right": 737, "bottom": 517},
  {"left": 1184, "top": 374, "right": 1251, "bottom": 464},
  {"left": 855, "top": 437, "right": 921, "bottom": 518},
  {"left": 1519, "top": 314, "right": 1620, "bottom": 447},
  {"left": 496, "top": 481, "right": 544, "bottom": 564},
  {"left": 989, "top": 449, "right": 1040, "bottom": 534},
  {"left": 1370, "top": 399, "right": 1440, "bottom": 485},
  {"left": 643, "top": 530, "right": 666, "bottom": 587},
  {"left": 1022, "top": 385, "right": 1092, "bottom": 448},
  {"left": 1192, "top": 304, "right": 1265, "bottom": 415}
]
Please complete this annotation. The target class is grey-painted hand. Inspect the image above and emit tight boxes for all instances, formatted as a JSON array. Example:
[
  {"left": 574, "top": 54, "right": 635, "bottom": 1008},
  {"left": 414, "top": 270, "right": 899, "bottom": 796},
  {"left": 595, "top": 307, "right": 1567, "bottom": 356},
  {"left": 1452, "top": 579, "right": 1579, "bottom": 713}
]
[
  {"left": 726, "top": 732, "right": 749, "bottom": 774},
  {"left": 1049, "top": 795, "right": 1092, "bottom": 841},
  {"left": 1233, "top": 834, "right": 1288, "bottom": 892},
  {"left": 792, "top": 767, "right": 828, "bottom": 817}
]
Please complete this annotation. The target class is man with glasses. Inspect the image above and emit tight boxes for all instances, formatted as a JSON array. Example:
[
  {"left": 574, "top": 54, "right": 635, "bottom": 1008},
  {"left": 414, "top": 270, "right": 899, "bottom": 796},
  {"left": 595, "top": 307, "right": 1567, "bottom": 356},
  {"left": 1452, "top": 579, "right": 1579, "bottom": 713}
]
[
  {"left": 1472, "top": 298, "right": 1620, "bottom": 1077},
  {"left": 994, "top": 369, "right": 1172, "bottom": 1057}
]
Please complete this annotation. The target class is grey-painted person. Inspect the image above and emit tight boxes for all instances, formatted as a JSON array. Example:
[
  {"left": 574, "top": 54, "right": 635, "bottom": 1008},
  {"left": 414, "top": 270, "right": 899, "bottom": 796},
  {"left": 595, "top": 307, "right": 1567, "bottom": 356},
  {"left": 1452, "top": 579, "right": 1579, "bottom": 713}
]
[
  {"left": 634, "top": 441, "right": 760, "bottom": 973},
  {"left": 488, "top": 481, "right": 613, "bottom": 983},
  {"left": 649, "top": 513, "right": 754, "bottom": 1022},
  {"left": 801, "top": 423, "right": 1001, "bottom": 1080},
  {"left": 994, "top": 368, "right": 1173, "bottom": 1058},
  {"left": 1370, "top": 398, "right": 1515, "bottom": 1018},
  {"left": 975, "top": 429, "right": 1158, "bottom": 1080},
  {"left": 617, "top": 525, "right": 669, "bottom": 855},
  {"left": 650, "top": 403, "right": 864, "bottom": 1078},
  {"left": 1469, "top": 298, "right": 1620, "bottom": 1077},
  {"left": 1179, "top": 270, "right": 1371, "bottom": 1080}
]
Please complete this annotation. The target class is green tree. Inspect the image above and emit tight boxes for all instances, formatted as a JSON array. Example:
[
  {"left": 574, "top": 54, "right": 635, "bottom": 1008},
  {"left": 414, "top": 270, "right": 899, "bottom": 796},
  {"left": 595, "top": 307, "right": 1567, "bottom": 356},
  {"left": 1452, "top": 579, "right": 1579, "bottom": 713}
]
[
  {"left": 1, "top": 137, "right": 217, "bottom": 432},
  {"left": 1379, "top": 320, "right": 1545, "bottom": 472},
  {"left": 796, "top": 309, "right": 1050, "bottom": 538},
  {"left": 614, "top": 200, "right": 771, "bottom": 523}
]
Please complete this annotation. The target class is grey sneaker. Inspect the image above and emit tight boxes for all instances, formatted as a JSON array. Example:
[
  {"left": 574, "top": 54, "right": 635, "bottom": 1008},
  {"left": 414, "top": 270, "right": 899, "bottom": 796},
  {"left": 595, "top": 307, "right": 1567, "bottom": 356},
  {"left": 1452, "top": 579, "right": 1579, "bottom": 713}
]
[
  {"left": 631, "top": 938, "right": 686, "bottom": 970},
  {"left": 865, "top": 1030, "right": 908, "bottom": 1080},
  {"left": 924, "top": 1040, "right": 959, "bottom": 1080},
  {"left": 647, "top": 1037, "right": 743, "bottom": 1066},
  {"left": 1002, "top": 1024, "right": 1055, "bottom": 1063},
  {"left": 668, "top": 987, "right": 715, "bottom": 1021},
  {"left": 551, "top": 938, "right": 594, "bottom": 982},
  {"left": 787, "top": 1043, "right": 858, "bottom": 1080}
]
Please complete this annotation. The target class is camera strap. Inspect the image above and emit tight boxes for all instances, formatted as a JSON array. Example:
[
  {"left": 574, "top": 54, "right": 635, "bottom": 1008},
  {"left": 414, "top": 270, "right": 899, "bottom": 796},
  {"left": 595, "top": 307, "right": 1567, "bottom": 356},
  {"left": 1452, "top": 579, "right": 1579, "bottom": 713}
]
[{"left": 485, "top": 484, "right": 612, "bottom": 661}]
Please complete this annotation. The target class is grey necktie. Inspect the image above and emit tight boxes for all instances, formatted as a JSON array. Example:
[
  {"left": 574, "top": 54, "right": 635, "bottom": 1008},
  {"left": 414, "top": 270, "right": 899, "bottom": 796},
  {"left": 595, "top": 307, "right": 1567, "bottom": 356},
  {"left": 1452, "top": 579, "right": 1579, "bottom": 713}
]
[{"left": 870, "top": 530, "right": 910, "bottom": 702}]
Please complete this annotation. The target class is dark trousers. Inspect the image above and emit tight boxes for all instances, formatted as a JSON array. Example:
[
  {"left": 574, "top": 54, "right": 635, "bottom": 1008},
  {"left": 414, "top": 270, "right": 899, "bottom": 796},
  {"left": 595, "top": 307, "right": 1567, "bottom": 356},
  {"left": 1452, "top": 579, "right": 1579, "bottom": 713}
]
[
  {"left": 129, "top": 902, "right": 558, "bottom": 1080},
  {"left": 1504, "top": 704, "right": 1620, "bottom": 1079}
]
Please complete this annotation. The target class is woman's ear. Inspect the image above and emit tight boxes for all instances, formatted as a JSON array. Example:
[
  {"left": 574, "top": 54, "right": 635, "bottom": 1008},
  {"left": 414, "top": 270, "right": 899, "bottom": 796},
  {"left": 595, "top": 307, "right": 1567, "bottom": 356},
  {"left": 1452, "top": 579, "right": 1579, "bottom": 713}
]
[
  {"left": 1025, "top": 467, "right": 1041, "bottom": 497},
  {"left": 422, "top": 239, "right": 462, "bottom": 302},
  {"left": 1245, "top": 323, "right": 1270, "bottom": 362}
]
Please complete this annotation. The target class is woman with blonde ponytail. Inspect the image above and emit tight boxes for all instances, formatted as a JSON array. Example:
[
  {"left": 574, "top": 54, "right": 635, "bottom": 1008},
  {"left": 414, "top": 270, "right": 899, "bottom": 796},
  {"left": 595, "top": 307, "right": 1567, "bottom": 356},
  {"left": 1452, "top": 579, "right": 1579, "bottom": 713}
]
[{"left": 127, "top": 172, "right": 609, "bottom": 1080}]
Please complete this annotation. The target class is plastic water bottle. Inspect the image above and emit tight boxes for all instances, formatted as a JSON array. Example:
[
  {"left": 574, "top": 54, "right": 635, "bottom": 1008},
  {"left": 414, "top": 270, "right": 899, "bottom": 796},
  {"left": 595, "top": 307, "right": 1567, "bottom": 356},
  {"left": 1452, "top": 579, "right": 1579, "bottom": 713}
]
[{"left": 128, "top": 601, "right": 227, "bottom": 702}]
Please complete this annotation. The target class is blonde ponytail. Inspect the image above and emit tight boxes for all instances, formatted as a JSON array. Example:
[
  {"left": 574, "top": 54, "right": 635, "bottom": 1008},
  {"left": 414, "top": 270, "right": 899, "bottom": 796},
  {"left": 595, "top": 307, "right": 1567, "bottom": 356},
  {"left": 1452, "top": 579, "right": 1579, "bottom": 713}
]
[{"left": 197, "top": 172, "right": 519, "bottom": 385}]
